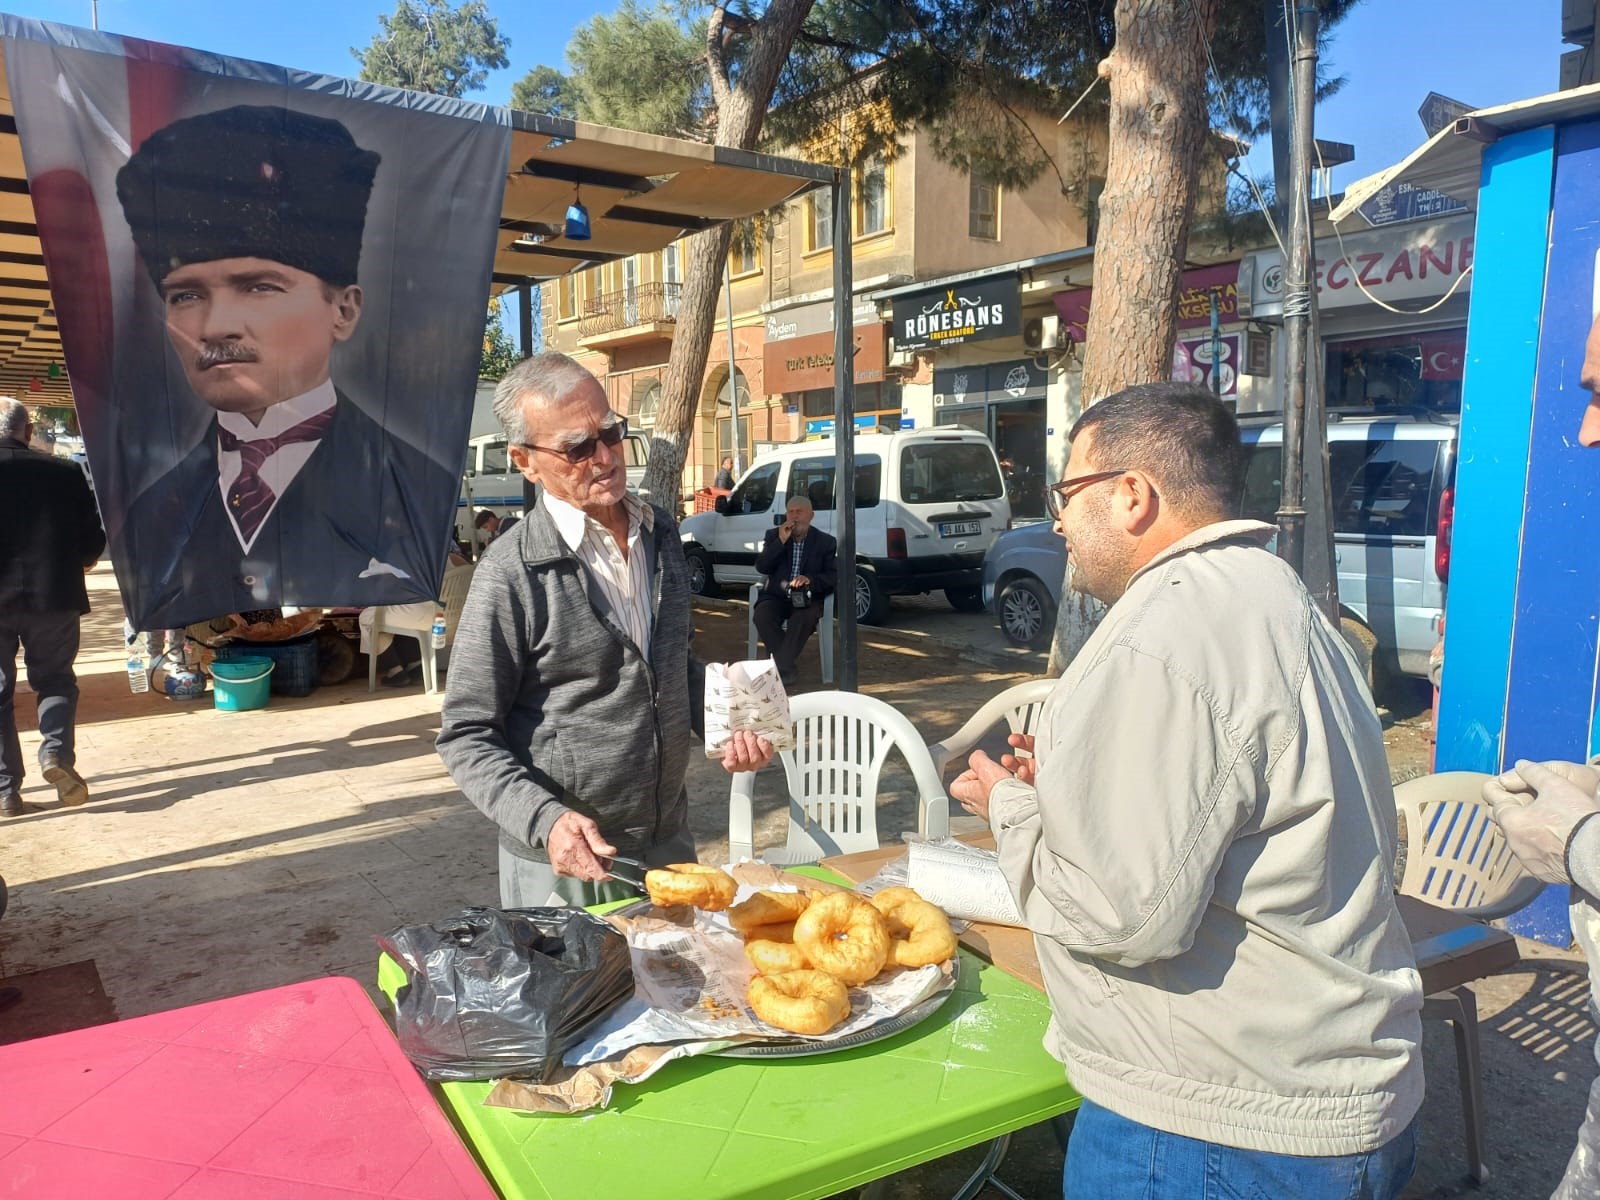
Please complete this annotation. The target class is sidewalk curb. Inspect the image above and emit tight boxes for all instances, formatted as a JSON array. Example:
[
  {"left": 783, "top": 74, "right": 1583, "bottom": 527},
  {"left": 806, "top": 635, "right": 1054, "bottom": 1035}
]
[{"left": 693, "top": 595, "right": 1046, "bottom": 676}]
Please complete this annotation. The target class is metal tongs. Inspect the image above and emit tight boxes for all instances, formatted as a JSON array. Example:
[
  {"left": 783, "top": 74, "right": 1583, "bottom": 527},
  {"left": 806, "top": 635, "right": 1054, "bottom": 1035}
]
[{"left": 602, "top": 854, "right": 649, "bottom": 892}]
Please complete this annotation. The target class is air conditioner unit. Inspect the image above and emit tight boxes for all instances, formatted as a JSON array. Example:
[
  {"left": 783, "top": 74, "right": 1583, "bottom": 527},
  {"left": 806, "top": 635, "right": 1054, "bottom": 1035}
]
[
  {"left": 1022, "top": 314, "right": 1065, "bottom": 353},
  {"left": 933, "top": 393, "right": 947, "bottom": 407},
  {"left": 888, "top": 346, "right": 915, "bottom": 369}
]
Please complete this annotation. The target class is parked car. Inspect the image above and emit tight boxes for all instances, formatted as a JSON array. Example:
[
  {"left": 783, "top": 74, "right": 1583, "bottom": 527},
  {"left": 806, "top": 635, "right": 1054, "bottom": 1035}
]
[
  {"left": 982, "top": 409, "right": 1457, "bottom": 690},
  {"left": 982, "top": 520, "right": 1062, "bottom": 648},
  {"left": 679, "top": 428, "right": 1011, "bottom": 623}
]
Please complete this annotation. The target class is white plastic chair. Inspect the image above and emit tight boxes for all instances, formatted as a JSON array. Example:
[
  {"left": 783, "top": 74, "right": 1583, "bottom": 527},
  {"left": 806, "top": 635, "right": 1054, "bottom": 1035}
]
[
  {"left": 1394, "top": 770, "right": 1544, "bottom": 1183},
  {"left": 925, "top": 677, "right": 1056, "bottom": 777},
  {"left": 728, "top": 691, "right": 949, "bottom": 864},
  {"left": 366, "top": 563, "right": 476, "bottom": 696},
  {"left": 746, "top": 582, "right": 835, "bottom": 684}
]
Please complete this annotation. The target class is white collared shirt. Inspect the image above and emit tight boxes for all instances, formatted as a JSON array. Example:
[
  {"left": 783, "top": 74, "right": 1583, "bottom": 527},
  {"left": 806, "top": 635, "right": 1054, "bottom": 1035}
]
[
  {"left": 215, "top": 378, "right": 338, "bottom": 553},
  {"left": 544, "top": 491, "right": 655, "bottom": 656}
]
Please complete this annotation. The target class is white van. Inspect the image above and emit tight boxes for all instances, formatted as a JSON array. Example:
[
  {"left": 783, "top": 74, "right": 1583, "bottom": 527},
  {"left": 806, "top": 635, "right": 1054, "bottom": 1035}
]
[
  {"left": 678, "top": 428, "right": 1011, "bottom": 623},
  {"left": 458, "top": 430, "right": 650, "bottom": 551}
]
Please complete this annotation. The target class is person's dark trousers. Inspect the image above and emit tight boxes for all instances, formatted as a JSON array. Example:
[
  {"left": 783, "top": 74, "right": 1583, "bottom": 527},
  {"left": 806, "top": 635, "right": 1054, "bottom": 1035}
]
[
  {"left": 753, "top": 595, "right": 823, "bottom": 682},
  {"left": 0, "top": 611, "right": 81, "bottom": 796}
]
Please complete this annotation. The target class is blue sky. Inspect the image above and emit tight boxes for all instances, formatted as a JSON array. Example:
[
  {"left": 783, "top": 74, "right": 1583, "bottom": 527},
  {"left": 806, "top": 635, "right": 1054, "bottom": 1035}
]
[{"left": 6, "top": 0, "right": 1562, "bottom": 191}]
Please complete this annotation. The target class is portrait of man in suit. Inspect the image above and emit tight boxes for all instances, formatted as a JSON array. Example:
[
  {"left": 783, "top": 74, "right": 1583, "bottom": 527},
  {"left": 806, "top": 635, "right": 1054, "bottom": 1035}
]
[{"left": 112, "top": 104, "right": 454, "bottom": 627}]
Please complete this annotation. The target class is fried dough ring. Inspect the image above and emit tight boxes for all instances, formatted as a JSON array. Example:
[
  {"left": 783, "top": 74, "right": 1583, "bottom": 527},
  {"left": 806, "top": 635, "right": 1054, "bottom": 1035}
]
[
  {"left": 645, "top": 863, "right": 738, "bottom": 911},
  {"left": 877, "top": 898, "right": 958, "bottom": 968},
  {"left": 744, "top": 921, "right": 796, "bottom": 944},
  {"left": 747, "top": 970, "right": 850, "bottom": 1035},
  {"left": 868, "top": 886, "right": 923, "bottom": 914},
  {"left": 744, "top": 923, "right": 809, "bottom": 974},
  {"left": 793, "top": 892, "right": 891, "bottom": 985},
  {"left": 728, "top": 889, "right": 813, "bottom": 934}
]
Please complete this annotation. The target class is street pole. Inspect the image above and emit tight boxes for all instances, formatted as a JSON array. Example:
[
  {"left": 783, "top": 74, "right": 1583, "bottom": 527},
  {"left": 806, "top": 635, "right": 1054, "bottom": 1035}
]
[
  {"left": 1209, "top": 289, "right": 1222, "bottom": 399},
  {"left": 1276, "top": 1, "right": 1319, "bottom": 581},
  {"left": 831, "top": 169, "right": 857, "bottom": 691},
  {"left": 723, "top": 261, "right": 741, "bottom": 473}
]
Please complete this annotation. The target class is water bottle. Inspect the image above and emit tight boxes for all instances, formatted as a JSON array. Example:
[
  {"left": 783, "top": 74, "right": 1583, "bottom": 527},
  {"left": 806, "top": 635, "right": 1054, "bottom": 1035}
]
[
  {"left": 431, "top": 611, "right": 447, "bottom": 650},
  {"left": 126, "top": 648, "right": 148, "bottom": 694}
]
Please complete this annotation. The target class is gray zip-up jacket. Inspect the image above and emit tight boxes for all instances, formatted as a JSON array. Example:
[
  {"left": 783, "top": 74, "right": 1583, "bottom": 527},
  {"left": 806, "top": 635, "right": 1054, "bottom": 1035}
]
[
  {"left": 989, "top": 520, "right": 1424, "bottom": 1156},
  {"left": 437, "top": 498, "right": 704, "bottom": 864}
]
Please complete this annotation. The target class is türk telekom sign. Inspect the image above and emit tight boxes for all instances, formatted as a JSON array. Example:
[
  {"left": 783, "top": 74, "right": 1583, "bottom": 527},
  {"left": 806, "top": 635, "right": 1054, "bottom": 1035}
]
[
  {"left": 1237, "top": 214, "right": 1475, "bottom": 318},
  {"left": 890, "top": 274, "right": 1020, "bottom": 350}
]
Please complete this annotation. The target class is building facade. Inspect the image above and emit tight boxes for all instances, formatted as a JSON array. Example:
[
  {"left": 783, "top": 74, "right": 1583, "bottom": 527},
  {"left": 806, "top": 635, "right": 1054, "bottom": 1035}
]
[{"left": 538, "top": 107, "right": 1106, "bottom": 495}]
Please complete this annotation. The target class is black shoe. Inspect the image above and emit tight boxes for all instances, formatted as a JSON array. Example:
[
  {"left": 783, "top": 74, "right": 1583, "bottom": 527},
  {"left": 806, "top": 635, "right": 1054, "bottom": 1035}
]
[
  {"left": 40, "top": 757, "right": 88, "bottom": 807},
  {"left": 1, "top": 792, "right": 41, "bottom": 817},
  {"left": 382, "top": 663, "right": 424, "bottom": 689}
]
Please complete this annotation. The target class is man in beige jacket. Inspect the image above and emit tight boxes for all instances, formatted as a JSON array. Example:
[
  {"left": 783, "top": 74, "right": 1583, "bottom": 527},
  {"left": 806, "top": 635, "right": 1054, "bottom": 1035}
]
[{"left": 953, "top": 382, "right": 1423, "bottom": 1198}]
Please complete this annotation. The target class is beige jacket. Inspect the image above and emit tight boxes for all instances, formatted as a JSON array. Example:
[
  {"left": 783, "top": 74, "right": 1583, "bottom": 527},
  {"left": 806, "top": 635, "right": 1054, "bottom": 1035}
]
[{"left": 989, "top": 520, "right": 1423, "bottom": 1155}]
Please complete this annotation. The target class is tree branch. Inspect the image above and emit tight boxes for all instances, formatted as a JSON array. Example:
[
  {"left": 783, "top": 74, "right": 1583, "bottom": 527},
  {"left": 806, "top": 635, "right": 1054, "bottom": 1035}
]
[{"left": 706, "top": 2, "right": 733, "bottom": 112}]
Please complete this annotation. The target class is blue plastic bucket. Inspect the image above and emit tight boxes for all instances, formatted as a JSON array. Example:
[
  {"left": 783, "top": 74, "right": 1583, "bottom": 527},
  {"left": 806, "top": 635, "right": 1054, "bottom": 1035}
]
[{"left": 210, "top": 657, "right": 273, "bottom": 712}]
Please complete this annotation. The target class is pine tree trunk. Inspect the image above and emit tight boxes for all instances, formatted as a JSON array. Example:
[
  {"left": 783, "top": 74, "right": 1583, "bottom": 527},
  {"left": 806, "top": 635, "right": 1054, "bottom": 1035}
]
[
  {"left": 638, "top": 0, "right": 816, "bottom": 507},
  {"left": 1047, "top": 0, "right": 1219, "bottom": 672}
]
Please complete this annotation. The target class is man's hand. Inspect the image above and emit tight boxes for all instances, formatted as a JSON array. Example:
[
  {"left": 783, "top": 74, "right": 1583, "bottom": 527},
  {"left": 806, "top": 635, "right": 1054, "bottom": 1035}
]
[
  {"left": 1483, "top": 759, "right": 1600, "bottom": 884},
  {"left": 950, "top": 750, "right": 1019, "bottom": 824},
  {"left": 1000, "top": 733, "right": 1037, "bottom": 786},
  {"left": 790, "top": 574, "right": 811, "bottom": 588},
  {"left": 777, "top": 520, "right": 794, "bottom": 543},
  {"left": 721, "top": 729, "right": 776, "bottom": 774},
  {"left": 546, "top": 811, "right": 617, "bottom": 882}
]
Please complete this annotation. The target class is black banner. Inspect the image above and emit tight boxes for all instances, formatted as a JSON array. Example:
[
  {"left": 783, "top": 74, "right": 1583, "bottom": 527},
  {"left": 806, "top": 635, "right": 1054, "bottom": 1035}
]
[
  {"left": 4, "top": 17, "right": 511, "bottom": 629},
  {"left": 891, "top": 274, "right": 1020, "bottom": 351}
]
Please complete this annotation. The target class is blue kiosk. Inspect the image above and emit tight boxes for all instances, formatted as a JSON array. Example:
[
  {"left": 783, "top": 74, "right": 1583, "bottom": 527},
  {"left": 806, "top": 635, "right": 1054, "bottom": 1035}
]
[{"left": 1335, "top": 85, "right": 1600, "bottom": 942}]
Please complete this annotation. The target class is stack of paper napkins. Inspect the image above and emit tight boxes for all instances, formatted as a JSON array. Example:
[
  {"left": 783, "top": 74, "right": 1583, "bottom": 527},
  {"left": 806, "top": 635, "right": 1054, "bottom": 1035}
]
[
  {"left": 907, "top": 839, "right": 1027, "bottom": 927},
  {"left": 703, "top": 660, "right": 797, "bottom": 758}
]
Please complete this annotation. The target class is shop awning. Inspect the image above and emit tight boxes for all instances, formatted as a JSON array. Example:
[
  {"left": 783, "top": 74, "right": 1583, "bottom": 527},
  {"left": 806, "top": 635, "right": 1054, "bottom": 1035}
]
[
  {"left": 0, "top": 35, "right": 830, "bottom": 407},
  {"left": 1329, "top": 82, "right": 1600, "bottom": 225}
]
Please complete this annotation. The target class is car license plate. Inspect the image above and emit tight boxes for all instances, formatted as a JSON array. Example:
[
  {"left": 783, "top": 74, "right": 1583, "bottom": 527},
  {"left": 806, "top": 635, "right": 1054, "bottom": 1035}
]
[{"left": 939, "top": 520, "right": 982, "bottom": 537}]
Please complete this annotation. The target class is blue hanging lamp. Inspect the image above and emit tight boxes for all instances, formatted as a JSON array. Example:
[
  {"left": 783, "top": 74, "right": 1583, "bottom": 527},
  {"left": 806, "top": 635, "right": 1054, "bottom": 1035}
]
[{"left": 564, "top": 185, "right": 591, "bottom": 241}]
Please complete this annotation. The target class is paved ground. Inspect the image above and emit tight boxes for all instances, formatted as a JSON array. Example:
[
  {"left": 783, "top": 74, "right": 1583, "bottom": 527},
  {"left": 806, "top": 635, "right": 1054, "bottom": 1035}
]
[{"left": 0, "top": 565, "right": 1588, "bottom": 1197}]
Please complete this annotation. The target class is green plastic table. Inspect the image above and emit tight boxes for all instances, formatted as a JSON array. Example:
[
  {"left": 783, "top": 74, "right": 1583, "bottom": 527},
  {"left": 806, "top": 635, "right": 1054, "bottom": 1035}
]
[{"left": 376, "top": 887, "right": 1079, "bottom": 1200}]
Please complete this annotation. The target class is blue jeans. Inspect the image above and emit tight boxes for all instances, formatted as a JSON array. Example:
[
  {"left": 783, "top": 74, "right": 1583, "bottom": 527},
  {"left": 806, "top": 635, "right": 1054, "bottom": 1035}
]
[
  {"left": 0, "top": 610, "right": 81, "bottom": 795},
  {"left": 1064, "top": 1099, "right": 1417, "bottom": 1200}
]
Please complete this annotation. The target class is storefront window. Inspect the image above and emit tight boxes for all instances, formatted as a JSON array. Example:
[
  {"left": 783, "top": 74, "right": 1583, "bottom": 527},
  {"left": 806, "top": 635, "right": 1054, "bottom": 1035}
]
[
  {"left": 1324, "top": 329, "right": 1465, "bottom": 413},
  {"left": 795, "top": 382, "right": 900, "bottom": 431}
]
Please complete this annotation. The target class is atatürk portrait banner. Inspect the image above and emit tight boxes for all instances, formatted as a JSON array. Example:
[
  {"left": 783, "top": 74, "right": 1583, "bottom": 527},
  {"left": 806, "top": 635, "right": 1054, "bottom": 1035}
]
[{"left": 3, "top": 16, "right": 511, "bottom": 628}]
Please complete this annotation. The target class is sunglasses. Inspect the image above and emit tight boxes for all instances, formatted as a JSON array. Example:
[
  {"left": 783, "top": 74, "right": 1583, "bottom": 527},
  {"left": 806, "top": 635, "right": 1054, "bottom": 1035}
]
[
  {"left": 521, "top": 417, "right": 629, "bottom": 465},
  {"left": 1044, "top": 468, "right": 1128, "bottom": 520}
]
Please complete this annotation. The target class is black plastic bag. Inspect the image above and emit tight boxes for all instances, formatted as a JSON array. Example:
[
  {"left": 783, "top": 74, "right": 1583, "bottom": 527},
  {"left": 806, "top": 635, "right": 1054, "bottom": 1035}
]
[{"left": 377, "top": 906, "right": 634, "bottom": 1083}]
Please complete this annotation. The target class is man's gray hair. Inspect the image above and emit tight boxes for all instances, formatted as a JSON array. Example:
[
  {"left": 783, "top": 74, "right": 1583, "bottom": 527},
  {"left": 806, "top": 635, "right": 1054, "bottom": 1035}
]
[
  {"left": 493, "top": 352, "right": 603, "bottom": 447},
  {"left": 0, "top": 397, "right": 28, "bottom": 442},
  {"left": 785, "top": 493, "right": 814, "bottom": 512}
]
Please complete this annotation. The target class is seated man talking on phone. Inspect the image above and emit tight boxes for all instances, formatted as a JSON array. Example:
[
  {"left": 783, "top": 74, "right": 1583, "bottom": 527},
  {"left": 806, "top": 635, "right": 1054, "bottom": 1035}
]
[{"left": 753, "top": 495, "right": 837, "bottom": 688}]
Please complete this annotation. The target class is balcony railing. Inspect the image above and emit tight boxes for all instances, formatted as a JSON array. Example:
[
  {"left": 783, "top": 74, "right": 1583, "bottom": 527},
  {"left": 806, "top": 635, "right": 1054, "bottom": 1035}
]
[{"left": 578, "top": 282, "right": 682, "bottom": 339}]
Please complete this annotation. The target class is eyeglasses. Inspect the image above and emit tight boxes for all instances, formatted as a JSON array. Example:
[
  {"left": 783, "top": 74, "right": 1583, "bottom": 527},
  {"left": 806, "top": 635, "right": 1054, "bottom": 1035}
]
[
  {"left": 1044, "top": 468, "right": 1128, "bottom": 520},
  {"left": 520, "top": 417, "right": 628, "bottom": 465}
]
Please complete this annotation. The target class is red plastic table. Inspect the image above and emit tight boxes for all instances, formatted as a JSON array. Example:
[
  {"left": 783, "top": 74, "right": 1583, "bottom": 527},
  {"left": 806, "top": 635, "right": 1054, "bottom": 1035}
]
[{"left": 0, "top": 976, "right": 495, "bottom": 1199}]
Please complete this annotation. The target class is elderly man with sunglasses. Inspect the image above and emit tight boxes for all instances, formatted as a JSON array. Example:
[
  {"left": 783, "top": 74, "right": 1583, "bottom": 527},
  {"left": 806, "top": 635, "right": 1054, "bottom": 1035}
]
[
  {"left": 438, "top": 352, "right": 774, "bottom": 907},
  {"left": 951, "top": 382, "right": 1423, "bottom": 1199}
]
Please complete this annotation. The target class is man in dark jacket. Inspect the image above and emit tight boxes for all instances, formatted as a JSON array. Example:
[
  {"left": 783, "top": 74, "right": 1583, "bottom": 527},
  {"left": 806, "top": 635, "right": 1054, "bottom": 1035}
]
[
  {"left": 437, "top": 353, "right": 773, "bottom": 907},
  {"left": 0, "top": 399, "right": 105, "bottom": 816},
  {"left": 753, "top": 495, "right": 838, "bottom": 687}
]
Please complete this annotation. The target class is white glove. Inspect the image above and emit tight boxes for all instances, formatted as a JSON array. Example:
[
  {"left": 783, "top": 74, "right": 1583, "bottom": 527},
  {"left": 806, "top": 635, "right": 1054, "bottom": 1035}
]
[{"left": 1482, "top": 759, "right": 1600, "bottom": 884}]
